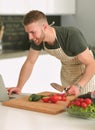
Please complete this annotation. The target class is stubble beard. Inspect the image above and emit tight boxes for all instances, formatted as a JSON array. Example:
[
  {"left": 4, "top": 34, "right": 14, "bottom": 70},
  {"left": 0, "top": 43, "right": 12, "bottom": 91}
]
[{"left": 35, "top": 30, "right": 45, "bottom": 45}]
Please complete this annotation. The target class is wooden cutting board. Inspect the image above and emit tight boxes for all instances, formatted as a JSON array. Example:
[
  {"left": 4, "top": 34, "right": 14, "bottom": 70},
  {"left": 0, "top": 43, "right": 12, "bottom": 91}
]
[{"left": 2, "top": 91, "right": 75, "bottom": 114}]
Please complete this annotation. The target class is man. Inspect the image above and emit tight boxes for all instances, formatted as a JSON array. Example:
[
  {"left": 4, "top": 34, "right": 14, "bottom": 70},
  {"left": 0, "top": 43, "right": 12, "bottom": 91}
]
[{"left": 7, "top": 10, "right": 95, "bottom": 96}]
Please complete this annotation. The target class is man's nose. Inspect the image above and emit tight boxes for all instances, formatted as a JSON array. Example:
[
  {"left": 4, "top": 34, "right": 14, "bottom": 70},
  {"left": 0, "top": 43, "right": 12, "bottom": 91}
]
[
  {"left": 29, "top": 34, "right": 34, "bottom": 41},
  {"left": 28, "top": 33, "right": 33, "bottom": 40}
]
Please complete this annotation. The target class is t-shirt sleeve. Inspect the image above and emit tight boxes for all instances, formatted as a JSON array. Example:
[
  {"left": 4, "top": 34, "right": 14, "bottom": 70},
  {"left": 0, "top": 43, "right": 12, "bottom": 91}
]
[
  {"left": 67, "top": 29, "right": 88, "bottom": 56},
  {"left": 30, "top": 41, "right": 44, "bottom": 50}
]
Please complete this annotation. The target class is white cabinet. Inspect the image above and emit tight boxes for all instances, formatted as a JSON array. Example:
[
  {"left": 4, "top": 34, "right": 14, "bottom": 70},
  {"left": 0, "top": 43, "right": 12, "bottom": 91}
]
[
  {"left": 0, "top": 0, "right": 29, "bottom": 15},
  {"left": 46, "top": 0, "right": 76, "bottom": 15},
  {"left": 28, "top": 0, "right": 47, "bottom": 14},
  {"left": 0, "top": 0, "right": 75, "bottom": 15},
  {"left": 29, "top": 0, "right": 76, "bottom": 15}
]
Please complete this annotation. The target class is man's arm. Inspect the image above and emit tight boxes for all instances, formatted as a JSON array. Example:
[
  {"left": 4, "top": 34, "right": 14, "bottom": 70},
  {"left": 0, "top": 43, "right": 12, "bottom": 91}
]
[
  {"left": 76, "top": 48, "right": 95, "bottom": 87},
  {"left": 67, "top": 48, "right": 95, "bottom": 95},
  {"left": 7, "top": 48, "right": 40, "bottom": 94}
]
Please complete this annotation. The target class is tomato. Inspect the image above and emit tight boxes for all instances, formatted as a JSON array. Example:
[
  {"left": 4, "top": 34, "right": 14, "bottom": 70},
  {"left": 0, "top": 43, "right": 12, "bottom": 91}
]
[
  {"left": 57, "top": 95, "right": 63, "bottom": 101},
  {"left": 74, "top": 100, "right": 81, "bottom": 106},
  {"left": 57, "top": 93, "right": 66, "bottom": 97},
  {"left": 84, "top": 98, "right": 92, "bottom": 105},
  {"left": 49, "top": 95, "right": 58, "bottom": 103},
  {"left": 51, "top": 94, "right": 63, "bottom": 101},
  {"left": 68, "top": 97, "right": 92, "bottom": 109},
  {"left": 42, "top": 97, "right": 50, "bottom": 103},
  {"left": 56, "top": 93, "right": 67, "bottom": 101},
  {"left": 70, "top": 101, "right": 76, "bottom": 105},
  {"left": 81, "top": 102, "right": 87, "bottom": 108},
  {"left": 76, "top": 98, "right": 84, "bottom": 102},
  {"left": 42, "top": 93, "right": 67, "bottom": 103},
  {"left": 62, "top": 96, "right": 67, "bottom": 101}
]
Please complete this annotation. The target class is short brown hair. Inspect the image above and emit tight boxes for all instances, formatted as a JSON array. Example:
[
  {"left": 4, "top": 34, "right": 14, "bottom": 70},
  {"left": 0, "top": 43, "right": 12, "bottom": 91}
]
[{"left": 23, "top": 10, "right": 47, "bottom": 25}]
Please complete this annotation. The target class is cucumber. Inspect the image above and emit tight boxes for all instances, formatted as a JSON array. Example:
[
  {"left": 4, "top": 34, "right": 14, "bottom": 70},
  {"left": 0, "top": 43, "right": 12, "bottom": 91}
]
[{"left": 28, "top": 94, "right": 45, "bottom": 102}]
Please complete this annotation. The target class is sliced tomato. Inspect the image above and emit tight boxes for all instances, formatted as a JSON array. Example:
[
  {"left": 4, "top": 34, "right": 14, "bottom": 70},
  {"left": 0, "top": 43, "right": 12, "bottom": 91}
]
[
  {"left": 49, "top": 95, "right": 58, "bottom": 103},
  {"left": 42, "top": 97, "right": 50, "bottom": 103},
  {"left": 56, "top": 93, "right": 67, "bottom": 101},
  {"left": 62, "top": 96, "right": 67, "bottom": 101}
]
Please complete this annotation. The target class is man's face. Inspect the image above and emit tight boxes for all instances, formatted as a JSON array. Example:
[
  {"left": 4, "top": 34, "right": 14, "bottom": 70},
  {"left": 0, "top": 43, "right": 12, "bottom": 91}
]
[{"left": 24, "top": 22, "right": 45, "bottom": 45}]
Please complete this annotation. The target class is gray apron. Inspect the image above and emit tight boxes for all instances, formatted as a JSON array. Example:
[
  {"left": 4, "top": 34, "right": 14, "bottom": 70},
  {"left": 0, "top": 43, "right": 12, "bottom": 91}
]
[{"left": 43, "top": 43, "right": 95, "bottom": 94}]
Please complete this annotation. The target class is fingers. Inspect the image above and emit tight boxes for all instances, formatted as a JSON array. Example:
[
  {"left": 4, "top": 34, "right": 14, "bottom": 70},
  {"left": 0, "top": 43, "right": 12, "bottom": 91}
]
[
  {"left": 67, "top": 86, "right": 79, "bottom": 96},
  {"left": 7, "top": 87, "right": 20, "bottom": 95}
]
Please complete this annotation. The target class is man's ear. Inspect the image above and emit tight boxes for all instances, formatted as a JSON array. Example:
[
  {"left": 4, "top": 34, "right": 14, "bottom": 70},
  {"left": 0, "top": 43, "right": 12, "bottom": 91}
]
[{"left": 42, "top": 24, "right": 48, "bottom": 31}]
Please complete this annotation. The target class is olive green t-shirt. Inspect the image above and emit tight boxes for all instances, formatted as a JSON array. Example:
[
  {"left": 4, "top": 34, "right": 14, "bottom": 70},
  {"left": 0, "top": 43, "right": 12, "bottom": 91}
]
[{"left": 30, "top": 26, "right": 90, "bottom": 57}]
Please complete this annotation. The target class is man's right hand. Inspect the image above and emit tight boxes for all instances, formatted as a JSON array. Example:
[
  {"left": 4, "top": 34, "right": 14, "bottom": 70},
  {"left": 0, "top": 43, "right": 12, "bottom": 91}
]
[{"left": 7, "top": 87, "right": 21, "bottom": 95}]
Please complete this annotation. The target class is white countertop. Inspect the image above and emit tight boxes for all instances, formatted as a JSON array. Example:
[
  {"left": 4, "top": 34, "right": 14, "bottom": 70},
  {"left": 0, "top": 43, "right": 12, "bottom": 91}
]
[{"left": 0, "top": 103, "right": 94, "bottom": 130}]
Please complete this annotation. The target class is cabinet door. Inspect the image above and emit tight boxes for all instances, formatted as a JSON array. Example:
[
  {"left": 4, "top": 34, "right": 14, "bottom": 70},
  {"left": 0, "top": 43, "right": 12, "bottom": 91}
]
[
  {"left": 29, "top": 0, "right": 76, "bottom": 15},
  {"left": 46, "top": 0, "right": 76, "bottom": 15},
  {"left": 28, "top": 0, "right": 47, "bottom": 13},
  {"left": 0, "top": 0, "right": 47, "bottom": 14}
]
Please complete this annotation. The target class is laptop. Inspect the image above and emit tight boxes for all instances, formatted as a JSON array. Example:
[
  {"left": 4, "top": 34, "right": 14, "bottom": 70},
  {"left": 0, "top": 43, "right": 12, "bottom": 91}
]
[{"left": 0, "top": 74, "right": 29, "bottom": 102}]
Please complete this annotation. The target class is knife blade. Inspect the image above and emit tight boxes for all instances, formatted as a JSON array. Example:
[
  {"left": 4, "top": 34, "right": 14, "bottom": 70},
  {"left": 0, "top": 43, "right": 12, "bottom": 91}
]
[{"left": 50, "top": 82, "right": 71, "bottom": 93}]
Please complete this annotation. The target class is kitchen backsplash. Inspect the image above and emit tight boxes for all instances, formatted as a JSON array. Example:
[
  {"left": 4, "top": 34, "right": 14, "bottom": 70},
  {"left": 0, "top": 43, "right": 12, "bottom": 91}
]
[{"left": 0, "top": 15, "right": 61, "bottom": 51}]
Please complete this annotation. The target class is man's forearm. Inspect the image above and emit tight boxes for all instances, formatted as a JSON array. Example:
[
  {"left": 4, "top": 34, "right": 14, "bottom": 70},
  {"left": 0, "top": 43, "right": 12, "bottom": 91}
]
[
  {"left": 16, "top": 61, "right": 33, "bottom": 90},
  {"left": 77, "top": 62, "right": 95, "bottom": 87}
]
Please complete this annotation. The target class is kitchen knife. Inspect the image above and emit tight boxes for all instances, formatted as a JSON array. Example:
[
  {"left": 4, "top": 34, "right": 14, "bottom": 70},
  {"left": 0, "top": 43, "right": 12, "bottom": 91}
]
[{"left": 50, "top": 82, "right": 71, "bottom": 93}]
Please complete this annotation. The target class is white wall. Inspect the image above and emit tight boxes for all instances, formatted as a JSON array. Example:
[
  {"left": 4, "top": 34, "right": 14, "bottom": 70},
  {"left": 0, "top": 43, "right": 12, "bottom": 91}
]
[
  {"left": 61, "top": 0, "right": 95, "bottom": 47},
  {"left": 0, "top": 54, "right": 61, "bottom": 93}
]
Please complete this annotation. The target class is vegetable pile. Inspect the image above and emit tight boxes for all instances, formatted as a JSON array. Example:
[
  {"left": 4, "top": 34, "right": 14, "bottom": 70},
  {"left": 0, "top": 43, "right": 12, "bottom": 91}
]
[
  {"left": 28, "top": 93, "right": 67, "bottom": 103},
  {"left": 67, "top": 97, "right": 95, "bottom": 119},
  {"left": 41, "top": 93, "right": 67, "bottom": 103}
]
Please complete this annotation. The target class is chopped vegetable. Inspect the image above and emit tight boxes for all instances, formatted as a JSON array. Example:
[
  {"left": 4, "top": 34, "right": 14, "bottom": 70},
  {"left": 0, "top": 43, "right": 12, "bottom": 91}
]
[{"left": 28, "top": 94, "right": 45, "bottom": 102}]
